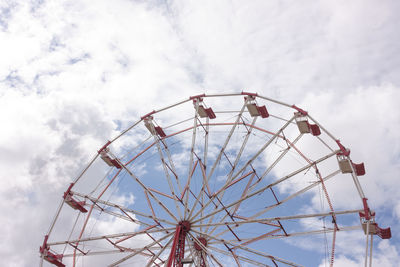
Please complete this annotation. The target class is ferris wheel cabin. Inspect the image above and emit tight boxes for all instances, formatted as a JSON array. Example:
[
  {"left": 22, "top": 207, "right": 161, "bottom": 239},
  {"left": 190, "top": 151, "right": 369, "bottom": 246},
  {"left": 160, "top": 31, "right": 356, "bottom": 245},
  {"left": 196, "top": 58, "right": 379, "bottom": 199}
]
[{"left": 245, "top": 95, "right": 269, "bottom": 118}]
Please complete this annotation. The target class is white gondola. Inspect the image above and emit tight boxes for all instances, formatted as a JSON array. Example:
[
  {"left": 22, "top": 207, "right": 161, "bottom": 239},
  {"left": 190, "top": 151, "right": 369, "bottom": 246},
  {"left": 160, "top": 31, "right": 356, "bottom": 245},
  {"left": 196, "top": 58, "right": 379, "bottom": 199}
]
[
  {"left": 337, "top": 154, "right": 352, "bottom": 173},
  {"left": 294, "top": 112, "right": 321, "bottom": 136},
  {"left": 245, "top": 96, "right": 269, "bottom": 118},
  {"left": 337, "top": 154, "right": 365, "bottom": 176},
  {"left": 194, "top": 99, "right": 216, "bottom": 119},
  {"left": 144, "top": 116, "right": 166, "bottom": 137},
  {"left": 100, "top": 147, "right": 122, "bottom": 169}
]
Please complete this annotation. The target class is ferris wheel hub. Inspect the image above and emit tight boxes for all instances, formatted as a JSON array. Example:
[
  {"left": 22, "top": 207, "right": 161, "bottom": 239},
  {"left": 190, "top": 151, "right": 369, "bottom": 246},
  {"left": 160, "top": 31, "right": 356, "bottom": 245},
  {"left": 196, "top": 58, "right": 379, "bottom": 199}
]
[
  {"left": 194, "top": 237, "right": 208, "bottom": 251},
  {"left": 178, "top": 220, "right": 191, "bottom": 232}
]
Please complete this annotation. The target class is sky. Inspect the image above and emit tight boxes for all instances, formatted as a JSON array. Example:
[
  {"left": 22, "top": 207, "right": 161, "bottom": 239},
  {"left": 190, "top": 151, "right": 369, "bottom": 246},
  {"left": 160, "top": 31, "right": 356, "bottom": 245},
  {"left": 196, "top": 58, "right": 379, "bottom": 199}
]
[{"left": 0, "top": 0, "right": 399, "bottom": 266}]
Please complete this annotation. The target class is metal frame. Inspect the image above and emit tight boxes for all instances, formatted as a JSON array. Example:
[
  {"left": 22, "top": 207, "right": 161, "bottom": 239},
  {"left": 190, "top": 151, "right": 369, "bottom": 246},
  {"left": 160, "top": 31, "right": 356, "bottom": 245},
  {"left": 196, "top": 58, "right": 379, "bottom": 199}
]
[{"left": 40, "top": 92, "right": 389, "bottom": 267}]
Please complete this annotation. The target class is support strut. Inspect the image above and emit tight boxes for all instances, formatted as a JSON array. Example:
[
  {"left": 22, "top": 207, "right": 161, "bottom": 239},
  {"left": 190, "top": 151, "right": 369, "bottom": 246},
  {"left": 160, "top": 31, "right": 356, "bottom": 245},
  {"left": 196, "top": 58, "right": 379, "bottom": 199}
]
[
  {"left": 167, "top": 221, "right": 191, "bottom": 267},
  {"left": 194, "top": 237, "right": 208, "bottom": 267}
]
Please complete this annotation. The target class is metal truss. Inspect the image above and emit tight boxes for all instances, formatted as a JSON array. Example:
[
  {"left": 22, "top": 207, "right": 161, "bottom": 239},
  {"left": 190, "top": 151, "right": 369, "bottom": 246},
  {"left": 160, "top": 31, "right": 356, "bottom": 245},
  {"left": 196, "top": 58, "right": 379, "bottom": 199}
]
[{"left": 40, "top": 93, "right": 390, "bottom": 267}]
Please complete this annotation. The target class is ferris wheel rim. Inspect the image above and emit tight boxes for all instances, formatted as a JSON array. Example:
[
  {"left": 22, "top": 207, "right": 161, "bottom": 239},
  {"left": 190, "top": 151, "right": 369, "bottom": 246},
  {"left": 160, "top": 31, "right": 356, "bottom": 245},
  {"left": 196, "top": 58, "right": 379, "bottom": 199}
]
[{"left": 40, "top": 92, "right": 382, "bottom": 267}]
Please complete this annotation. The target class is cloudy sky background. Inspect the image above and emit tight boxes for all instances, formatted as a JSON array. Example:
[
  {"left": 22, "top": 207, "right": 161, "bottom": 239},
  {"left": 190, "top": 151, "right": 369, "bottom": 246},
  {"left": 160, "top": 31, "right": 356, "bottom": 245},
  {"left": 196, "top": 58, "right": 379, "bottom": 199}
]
[{"left": 0, "top": 0, "right": 399, "bottom": 266}]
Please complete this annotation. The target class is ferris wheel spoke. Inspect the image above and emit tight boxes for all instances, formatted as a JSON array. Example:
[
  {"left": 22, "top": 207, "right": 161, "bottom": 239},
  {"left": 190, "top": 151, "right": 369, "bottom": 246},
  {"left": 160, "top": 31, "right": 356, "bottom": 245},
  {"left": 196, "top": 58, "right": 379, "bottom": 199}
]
[
  {"left": 219, "top": 133, "right": 301, "bottom": 226},
  {"left": 208, "top": 115, "right": 258, "bottom": 215},
  {"left": 70, "top": 168, "right": 125, "bottom": 266},
  {"left": 201, "top": 112, "right": 258, "bottom": 231},
  {"left": 209, "top": 170, "right": 254, "bottom": 202},
  {"left": 189, "top": 107, "right": 246, "bottom": 218},
  {"left": 190, "top": 116, "right": 296, "bottom": 223},
  {"left": 229, "top": 171, "right": 256, "bottom": 216},
  {"left": 246, "top": 169, "right": 341, "bottom": 220},
  {"left": 183, "top": 233, "right": 205, "bottom": 267},
  {"left": 206, "top": 169, "right": 255, "bottom": 220},
  {"left": 190, "top": 228, "right": 304, "bottom": 267},
  {"left": 200, "top": 116, "right": 210, "bottom": 235},
  {"left": 187, "top": 101, "right": 248, "bottom": 223},
  {"left": 48, "top": 225, "right": 171, "bottom": 247},
  {"left": 229, "top": 115, "right": 296, "bottom": 184},
  {"left": 187, "top": 158, "right": 212, "bottom": 221},
  {"left": 205, "top": 165, "right": 261, "bottom": 235},
  {"left": 64, "top": 235, "right": 169, "bottom": 259},
  {"left": 194, "top": 126, "right": 302, "bottom": 216},
  {"left": 144, "top": 190, "right": 170, "bottom": 227},
  {"left": 202, "top": 117, "right": 209, "bottom": 175},
  {"left": 144, "top": 245, "right": 169, "bottom": 267},
  {"left": 63, "top": 249, "right": 154, "bottom": 258},
  {"left": 190, "top": 169, "right": 254, "bottom": 236},
  {"left": 194, "top": 224, "right": 361, "bottom": 246},
  {"left": 222, "top": 242, "right": 242, "bottom": 266},
  {"left": 204, "top": 169, "right": 341, "bottom": 239},
  {"left": 204, "top": 171, "right": 256, "bottom": 235},
  {"left": 88, "top": 198, "right": 156, "bottom": 227},
  {"left": 114, "top": 159, "right": 179, "bottom": 223},
  {"left": 222, "top": 134, "right": 302, "bottom": 225},
  {"left": 191, "top": 150, "right": 338, "bottom": 225},
  {"left": 190, "top": 209, "right": 362, "bottom": 230},
  {"left": 238, "top": 228, "right": 283, "bottom": 248},
  {"left": 186, "top": 154, "right": 212, "bottom": 235},
  {"left": 72, "top": 191, "right": 176, "bottom": 226},
  {"left": 279, "top": 134, "right": 339, "bottom": 227},
  {"left": 259, "top": 225, "right": 361, "bottom": 239},
  {"left": 200, "top": 224, "right": 361, "bottom": 255},
  {"left": 146, "top": 186, "right": 177, "bottom": 201},
  {"left": 187, "top": 232, "right": 224, "bottom": 267},
  {"left": 146, "top": 235, "right": 174, "bottom": 267},
  {"left": 206, "top": 102, "right": 247, "bottom": 183},
  {"left": 160, "top": 138, "right": 184, "bottom": 194},
  {"left": 108, "top": 231, "right": 175, "bottom": 267},
  {"left": 204, "top": 225, "right": 361, "bottom": 243},
  {"left": 228, "top": 116, "right": 258, "bottom": 181},
  {"left": 181, "top": 160, "right": 200, "bottom": 204},
  {"left": 182, "top": 98, "right": 201, "bottom": 220},
  {"left": 150, "top": 129, "right": 184, "bottom": 220},
  {"left": 48, "top": 223, "right": 175, "bottom": 261},
  {"left": 64, "top": 233, "right": 173, "bottom": 259},
  {"left": 124, "top": 139, "right": 157, "bottom": 166},
  {"left": 247, "top": 133, "right": 303, "bottom": 194},
  {"left": 140, "top": 117, "right": 184, "bottom": 221},
  {"left": 192, "top": 109, "right": 249, "bottom": 225}
]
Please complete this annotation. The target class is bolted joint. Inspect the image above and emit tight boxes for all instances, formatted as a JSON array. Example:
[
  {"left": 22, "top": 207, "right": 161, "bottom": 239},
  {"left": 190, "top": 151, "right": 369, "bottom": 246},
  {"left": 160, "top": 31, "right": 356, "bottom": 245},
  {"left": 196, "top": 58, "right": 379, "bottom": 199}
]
[{"left": 179, "top": 220, "right": 191, "bottom": 233}]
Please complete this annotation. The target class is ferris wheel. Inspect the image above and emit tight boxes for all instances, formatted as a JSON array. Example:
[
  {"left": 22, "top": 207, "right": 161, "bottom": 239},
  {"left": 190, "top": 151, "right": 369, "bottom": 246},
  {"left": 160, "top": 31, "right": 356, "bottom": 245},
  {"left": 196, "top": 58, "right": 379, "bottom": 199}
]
[{"left": 40, "top": 92, "right": 391, "bottom": 267}]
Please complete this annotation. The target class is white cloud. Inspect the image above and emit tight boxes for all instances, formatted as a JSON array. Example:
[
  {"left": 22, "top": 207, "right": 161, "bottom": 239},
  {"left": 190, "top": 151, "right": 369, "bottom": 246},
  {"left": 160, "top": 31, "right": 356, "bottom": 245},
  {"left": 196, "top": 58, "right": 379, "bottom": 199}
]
[
  {"left": 320, "top": 239, "right": 400, "bottom": 267},
  {"left": 300, "top": 85, "right": 400, "bottom": 210}
]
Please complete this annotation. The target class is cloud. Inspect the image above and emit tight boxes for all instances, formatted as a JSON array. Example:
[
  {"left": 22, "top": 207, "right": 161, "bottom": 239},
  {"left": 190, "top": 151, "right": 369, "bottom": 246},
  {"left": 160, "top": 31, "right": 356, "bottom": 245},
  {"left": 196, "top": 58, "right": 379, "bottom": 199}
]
[
  {"left": 320, "top": 239, "right": 400, "bottom": 267},
  {"left": 300, "top": 85, "right": 400, "bottom": 210},
  {"left": 168, "top": 0, "right": 400, "bottom": 98}
]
